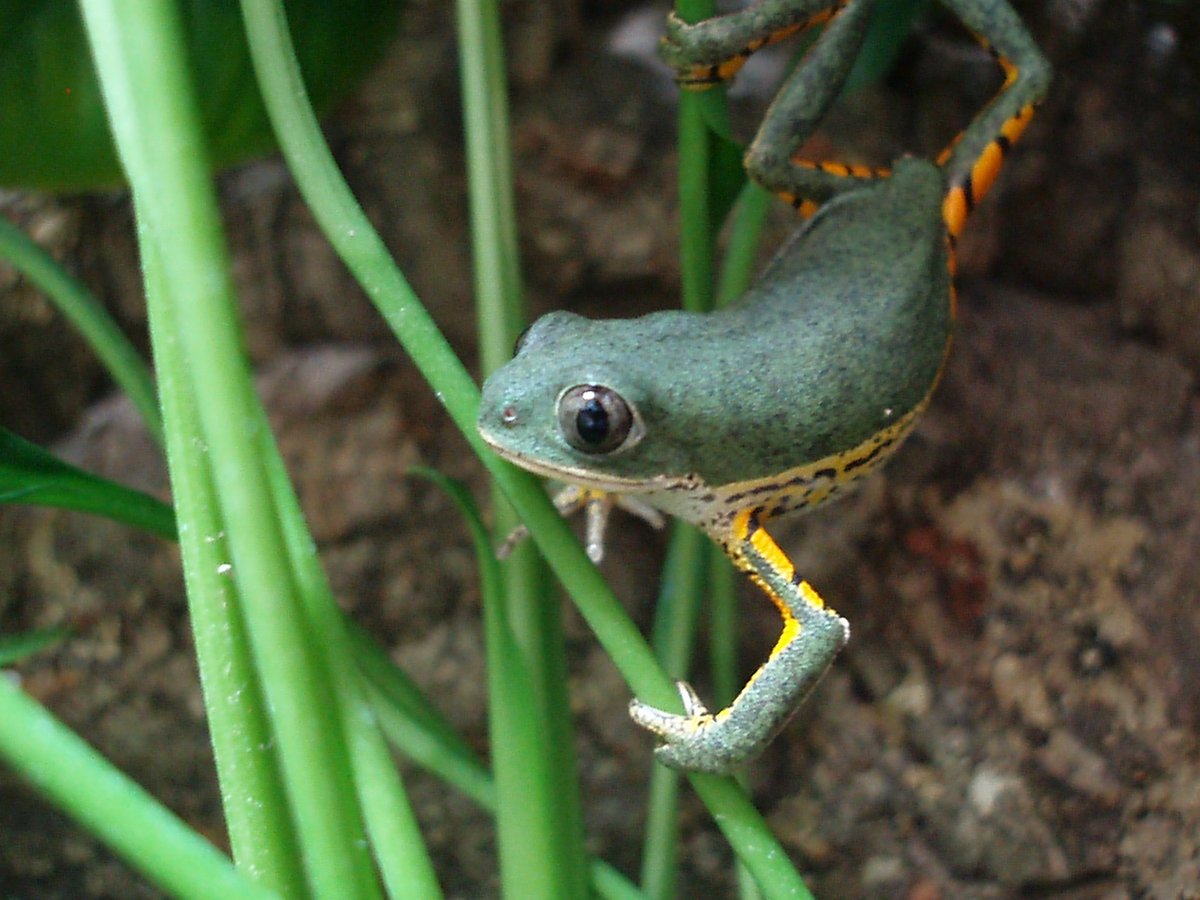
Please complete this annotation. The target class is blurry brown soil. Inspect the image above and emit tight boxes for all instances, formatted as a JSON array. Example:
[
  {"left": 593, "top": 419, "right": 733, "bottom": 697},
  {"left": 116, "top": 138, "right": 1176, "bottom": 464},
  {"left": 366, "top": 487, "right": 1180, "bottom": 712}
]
[{"left": 3, "top": 1, "right": 1200, "bottom": 897}]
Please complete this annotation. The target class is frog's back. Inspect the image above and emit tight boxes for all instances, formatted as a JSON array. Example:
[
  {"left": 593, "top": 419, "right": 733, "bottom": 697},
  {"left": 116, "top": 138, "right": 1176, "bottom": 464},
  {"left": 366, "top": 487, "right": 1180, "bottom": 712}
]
[{"left": 661, "top": 158, "right": 952, "bottom": 487}]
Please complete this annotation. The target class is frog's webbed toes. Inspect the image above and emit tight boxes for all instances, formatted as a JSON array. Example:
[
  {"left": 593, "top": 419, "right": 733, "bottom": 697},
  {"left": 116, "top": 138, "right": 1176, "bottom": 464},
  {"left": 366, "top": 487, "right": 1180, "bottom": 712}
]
[
  {"left": 658, "top": 11, "right": 690, "bottom": 63},
  {"left": 630, "top": 680, "right": 711, "bottom": 729},
  {"left": 629, "top": 682, "right": 751, "bottom": 775}
]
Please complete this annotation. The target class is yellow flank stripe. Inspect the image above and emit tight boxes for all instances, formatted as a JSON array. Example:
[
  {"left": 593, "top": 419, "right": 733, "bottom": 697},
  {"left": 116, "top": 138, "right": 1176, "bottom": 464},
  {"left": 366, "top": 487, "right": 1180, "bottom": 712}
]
[
  {"left": 737, "top": 662, "right": 768, "bottom": 697},
  {"left": 731, "top": 508, "right": 754, "bottom": 541},
  {"left": 937, "top": 129, "right": 963, "bottom": 166},
  {"left": 748, "top": 573, "right": 795, "bottom": 631},
  {"left": 738, "top": 603, "right": 796, "bottom": 694},
  {"left": 782, "top": 189, "right": 820, "bottom": 218},
  {"left": 853, "top": 163, "right": 888, "bottom": 178},
  {"left": 769, "top": 19, "right": 808, "bottom": 46},
  {"left": 805, "top": 484, "right": 833, "bottom": 507},
  {"left": 711, "top": 400, "right": 935, "bottom": 527}
]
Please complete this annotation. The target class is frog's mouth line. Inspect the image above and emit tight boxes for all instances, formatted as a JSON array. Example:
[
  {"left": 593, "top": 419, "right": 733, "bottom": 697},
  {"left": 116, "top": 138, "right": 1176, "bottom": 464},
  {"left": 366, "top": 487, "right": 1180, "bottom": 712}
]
[{"left": 477, "top": 425, "right": 661, "bottom": 494}]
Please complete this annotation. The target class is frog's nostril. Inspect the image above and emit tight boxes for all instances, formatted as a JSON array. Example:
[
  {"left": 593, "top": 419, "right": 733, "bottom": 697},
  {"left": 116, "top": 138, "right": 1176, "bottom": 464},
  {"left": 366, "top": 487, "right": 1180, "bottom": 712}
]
[{"left": 500, "top": 404, "right": 519, "bottom": 426}]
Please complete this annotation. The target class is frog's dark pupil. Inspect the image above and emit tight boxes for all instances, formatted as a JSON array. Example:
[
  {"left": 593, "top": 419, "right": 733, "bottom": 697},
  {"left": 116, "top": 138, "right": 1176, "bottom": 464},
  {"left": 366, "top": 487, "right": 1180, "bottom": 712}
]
[{"left": 575, "top": 398, "right": 609, "bottom": 445}]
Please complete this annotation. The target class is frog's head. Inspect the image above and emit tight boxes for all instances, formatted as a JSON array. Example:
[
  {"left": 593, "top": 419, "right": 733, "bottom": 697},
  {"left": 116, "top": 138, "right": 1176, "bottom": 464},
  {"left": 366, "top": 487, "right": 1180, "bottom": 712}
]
[{"left": 477, "top": 310, "right": 685, "bottom": 491}]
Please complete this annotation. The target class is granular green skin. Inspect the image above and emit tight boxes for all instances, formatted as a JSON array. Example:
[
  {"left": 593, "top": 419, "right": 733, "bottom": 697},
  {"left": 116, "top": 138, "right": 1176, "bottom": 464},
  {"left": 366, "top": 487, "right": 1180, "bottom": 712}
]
[{"left": 479, "top": 159, "right": 949, "bottom": 490}]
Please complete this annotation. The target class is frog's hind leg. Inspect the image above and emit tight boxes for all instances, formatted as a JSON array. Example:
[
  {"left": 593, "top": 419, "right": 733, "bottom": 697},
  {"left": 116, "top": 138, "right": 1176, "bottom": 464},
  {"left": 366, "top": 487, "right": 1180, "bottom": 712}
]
[
  {"left": 629, "top": 508, "right": 848, "bottom": 774},
  {"left": 660, "top": 0, "right": 851, "bottom": 90},
  {"left": 661, "top": 1, "right": 888, "bottom": 214},
  {"left": 936, "top": 0, "right": 1052, "bottom": 241},
  {"left": 741, "top": 0, "right": 891, "bottom": 215}
]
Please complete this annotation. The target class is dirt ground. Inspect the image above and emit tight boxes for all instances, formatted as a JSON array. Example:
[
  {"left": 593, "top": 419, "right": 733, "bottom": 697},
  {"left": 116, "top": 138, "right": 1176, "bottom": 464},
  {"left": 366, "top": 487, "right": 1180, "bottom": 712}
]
[{"left": 2, "top": 0, "right": 1199, "bottom": 897}]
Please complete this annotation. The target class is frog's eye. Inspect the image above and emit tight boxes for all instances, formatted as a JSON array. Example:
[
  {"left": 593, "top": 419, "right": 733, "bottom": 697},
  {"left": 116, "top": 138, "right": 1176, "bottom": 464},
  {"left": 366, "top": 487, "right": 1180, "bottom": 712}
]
[{"left": 557, "top": 384, "right": 640, "bottom": 454}]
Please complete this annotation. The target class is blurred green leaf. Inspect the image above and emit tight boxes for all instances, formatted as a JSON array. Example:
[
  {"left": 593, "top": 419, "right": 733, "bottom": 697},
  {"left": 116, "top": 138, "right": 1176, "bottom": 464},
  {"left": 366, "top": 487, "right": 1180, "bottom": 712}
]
[
  {"left": 0, "top": 427, "right": 175, "bottom": 539},
  {"left": 0, "top": 0, "right": 402, "bottom": 191},
  {"left": 0, "top": 627, "right": 70, "bottom": 666},
  {"left": 844, "top": 0, "right": 931, "bottom": 94}
]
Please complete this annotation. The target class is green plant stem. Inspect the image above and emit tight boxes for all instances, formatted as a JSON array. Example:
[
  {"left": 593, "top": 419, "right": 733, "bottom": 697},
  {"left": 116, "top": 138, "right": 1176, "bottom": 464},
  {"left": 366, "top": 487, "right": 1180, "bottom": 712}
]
[
  {"left": 642, "top": 524, "right": 708, "bottom": 899},
  {"left": 716, "top": 182, "right": 775, "bottom": 307},
  {"left": 454, "top": 0, "right": 589, "bottom": 893},
  {"left": 456, "top": 0, "right": 523, "bottom": 379},
  {"left": 678, "top": 89, "right": 716, "bottom": 314},
  {"left": 710, "top": 128, "right": 778, "bottom": 900},
  {"left": 356, "top": 634, "right": 498, "bottom": 811},
  {"left": 0, "top": 676, "right": 275, "bottom": 900},
  {"left": 667, "top": 1, "right": 815, "bottom": 896},
  {"left": 361, "top": 654, "right": 650, "bottom": 900},
  {"left": 397, "top": 471, "right": 647, "bottom": 900},
  {"left": 264, "top": 443, "right": 441, "bottom": 898},
  {"left": 420, "top": 467, "right": 576, "bottom": 898},
  {"left": 137, "top": 238, "right": 305, "bottom": 894},
  {"left": 642, "top": 6, "right": 721, "bottom": 892},
  {"left": 0, "top": 215, "right": 162, "bottom": 444},
  {"left": 81, "top": 2, "right": 377, "bottom": 896},
  {"left": 239, "top": 0, "right": 673, "bottom": 719}
]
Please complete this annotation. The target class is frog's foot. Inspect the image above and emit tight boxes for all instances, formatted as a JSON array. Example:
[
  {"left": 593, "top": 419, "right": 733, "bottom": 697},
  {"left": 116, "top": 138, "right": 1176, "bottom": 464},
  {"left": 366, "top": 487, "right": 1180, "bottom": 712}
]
[
  {"left": 496, "top": 485, "right": 665, "bottom": 563},
  {"left": 629, "top": 605, "right": 846, "bottom": 775},
  {"left": 659, "top": 3, "right": 846, "bottom": 90},
  {"left": 629, "top": 681, "right": 744, "bottom": 775},
  {"left": 631, "top": 510, "right": 851, "bottom": 773}
]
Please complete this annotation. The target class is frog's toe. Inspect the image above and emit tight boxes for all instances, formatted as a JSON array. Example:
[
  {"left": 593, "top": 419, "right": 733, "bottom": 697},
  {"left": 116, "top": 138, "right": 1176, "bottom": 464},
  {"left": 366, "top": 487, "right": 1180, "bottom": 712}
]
[
  {"left": 629, "top": 685, "right": 749, "bottom": 775},
  {"left": 661, "top": 11, "right": 687, "bottom": 45},
  {"left": 658, "top": 12, "right": 694, "bottom": 71}
]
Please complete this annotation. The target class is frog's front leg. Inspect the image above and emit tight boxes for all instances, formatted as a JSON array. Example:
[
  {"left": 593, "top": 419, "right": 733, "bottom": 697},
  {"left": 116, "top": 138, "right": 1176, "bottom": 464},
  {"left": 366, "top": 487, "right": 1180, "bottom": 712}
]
[
  {"left": 497, "top": 485, "right": 665, "bottom": 563},
  {"left": 629, "top": 508, "right": 848, "bottom": 774}
]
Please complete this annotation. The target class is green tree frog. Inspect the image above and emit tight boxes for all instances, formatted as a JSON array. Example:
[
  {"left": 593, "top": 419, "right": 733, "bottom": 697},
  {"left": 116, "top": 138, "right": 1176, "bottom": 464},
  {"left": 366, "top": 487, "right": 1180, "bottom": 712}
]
[{"left": 477, "top": 0, "right": 1051, "bottom": 774}]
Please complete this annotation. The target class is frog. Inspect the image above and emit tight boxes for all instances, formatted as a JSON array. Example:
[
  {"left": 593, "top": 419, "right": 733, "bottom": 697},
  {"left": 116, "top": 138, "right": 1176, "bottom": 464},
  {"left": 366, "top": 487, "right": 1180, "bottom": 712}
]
[{"left": 477, "top": 0, "right": 1051, "bottom": 775}]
